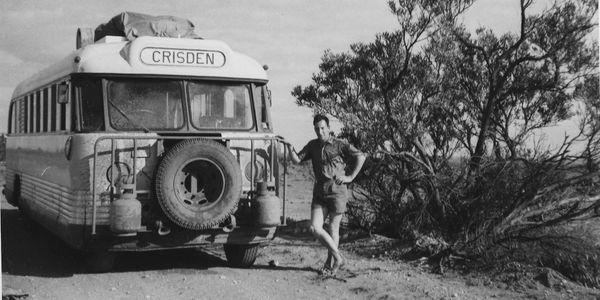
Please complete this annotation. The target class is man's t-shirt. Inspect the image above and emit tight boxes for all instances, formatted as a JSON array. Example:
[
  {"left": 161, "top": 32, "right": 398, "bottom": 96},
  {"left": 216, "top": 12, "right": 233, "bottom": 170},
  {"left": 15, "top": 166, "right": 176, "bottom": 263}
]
[{"left": 297, "top": 138, "right": 363, "bottom": 183}]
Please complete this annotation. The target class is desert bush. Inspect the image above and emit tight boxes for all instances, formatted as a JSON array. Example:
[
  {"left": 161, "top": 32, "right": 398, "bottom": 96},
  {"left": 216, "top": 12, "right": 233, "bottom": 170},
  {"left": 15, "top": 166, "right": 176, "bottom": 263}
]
[
  {"left": 347, "top": 152, "right": 451, "bottom": 240},
  {"left": 483, "top": 226, "right": 600, "bottom": 288},
  {"left": 536, "top": 234, "right": 600, "bottom": 288},
  {"left": 294, "top": 0, "right": 599, "bottom": 288},
  {"left": 346, "top": 151, "right": 600, "bottom": 286}
]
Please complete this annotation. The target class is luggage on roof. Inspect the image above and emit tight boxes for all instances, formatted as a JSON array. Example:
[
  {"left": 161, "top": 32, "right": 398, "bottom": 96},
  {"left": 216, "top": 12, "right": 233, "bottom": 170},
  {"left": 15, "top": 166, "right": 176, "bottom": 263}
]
[{"left": 94, "top": 11, "right": 200, "bottom": 42}]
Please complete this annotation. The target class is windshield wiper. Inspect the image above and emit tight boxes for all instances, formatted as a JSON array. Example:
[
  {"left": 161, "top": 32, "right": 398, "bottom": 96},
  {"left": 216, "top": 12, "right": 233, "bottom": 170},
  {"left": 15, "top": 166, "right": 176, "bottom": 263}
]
[{"left": 107, "top": 99, "right": 150, "bottom": 133}]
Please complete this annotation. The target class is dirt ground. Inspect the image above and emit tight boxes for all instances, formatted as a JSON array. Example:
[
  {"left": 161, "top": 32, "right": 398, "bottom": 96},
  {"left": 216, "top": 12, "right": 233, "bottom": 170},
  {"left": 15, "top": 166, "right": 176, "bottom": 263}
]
[{"left": 2, "top": 163, "right": 600, "bottom": 300}]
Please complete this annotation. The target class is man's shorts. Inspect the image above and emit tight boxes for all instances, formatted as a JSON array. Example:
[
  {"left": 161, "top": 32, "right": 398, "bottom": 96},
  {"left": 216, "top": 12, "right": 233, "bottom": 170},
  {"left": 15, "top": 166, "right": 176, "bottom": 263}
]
[{"left": 312, "top": 180, "right": 348, "bottom": 214}]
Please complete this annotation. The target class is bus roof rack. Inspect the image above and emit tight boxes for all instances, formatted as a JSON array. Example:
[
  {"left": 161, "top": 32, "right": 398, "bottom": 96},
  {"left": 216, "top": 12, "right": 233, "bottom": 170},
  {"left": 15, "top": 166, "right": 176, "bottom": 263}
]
[{"left": 94, "top": 12, "right": 200, "bottom": 43}]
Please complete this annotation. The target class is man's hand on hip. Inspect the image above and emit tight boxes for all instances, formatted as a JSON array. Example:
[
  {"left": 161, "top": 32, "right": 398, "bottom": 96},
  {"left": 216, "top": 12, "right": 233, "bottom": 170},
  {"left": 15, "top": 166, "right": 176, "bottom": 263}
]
[{"left": 333, "top": 175, "right": 352, "bottom": 185}]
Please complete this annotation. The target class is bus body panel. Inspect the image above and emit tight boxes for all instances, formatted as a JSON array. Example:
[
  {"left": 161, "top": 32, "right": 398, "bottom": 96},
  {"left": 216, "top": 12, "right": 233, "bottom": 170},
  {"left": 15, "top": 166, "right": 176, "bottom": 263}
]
[
  {"left": 5, "top": 134, "right": 87, "bottom": 248},
  {"left": 12, "top": 37, "right": 268, "bottom": 100},
  {"left": 5, "top": 132, "right": 282, "bottom": 251},
  {"left": 5, "top": 34, "right": 285, "bottom": 257}
]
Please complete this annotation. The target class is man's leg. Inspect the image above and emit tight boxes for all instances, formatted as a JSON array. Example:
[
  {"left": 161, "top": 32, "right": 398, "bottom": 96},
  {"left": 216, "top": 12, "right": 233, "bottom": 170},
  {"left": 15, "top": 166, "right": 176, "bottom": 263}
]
[
  {"left": 326, "top": 186, "right": 348, "bottom": 274},
  {"left": 328, "top": 212, "right": 344, "bottom": 273},
  {"left": 323, "top": 213, "right": 343, "bottom": 269},
  {"left": 323, "top": 222, "right": 333, "bottom": 270},
  {"left": 310, "top": 204, "right": 342, "bottom": 272},
  {"left": 329, "top": 213, "right": 343, "bottom": 249}
]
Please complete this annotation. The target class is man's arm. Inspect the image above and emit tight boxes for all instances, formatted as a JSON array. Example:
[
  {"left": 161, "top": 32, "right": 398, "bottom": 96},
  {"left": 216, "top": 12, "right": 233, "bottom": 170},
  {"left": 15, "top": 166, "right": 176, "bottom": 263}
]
[
  {"left": 334, "top": 154, "right": 366, "bottom": 184},
  {"left": 287, "top": 144, "right": 302, "bottom": 164}
]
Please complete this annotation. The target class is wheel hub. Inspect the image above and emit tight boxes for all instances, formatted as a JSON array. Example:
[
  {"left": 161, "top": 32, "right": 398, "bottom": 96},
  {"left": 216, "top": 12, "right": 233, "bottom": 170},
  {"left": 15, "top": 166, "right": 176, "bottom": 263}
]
[{"left": 174, "top": 159, "right": 225, "bottom": 210}]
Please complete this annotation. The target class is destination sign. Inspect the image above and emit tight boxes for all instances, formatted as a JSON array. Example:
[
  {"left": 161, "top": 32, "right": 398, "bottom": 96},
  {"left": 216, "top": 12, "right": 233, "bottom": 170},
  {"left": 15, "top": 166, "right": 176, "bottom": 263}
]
[{"left": 140, "top": 47, "right": 226, "bottom": 67}]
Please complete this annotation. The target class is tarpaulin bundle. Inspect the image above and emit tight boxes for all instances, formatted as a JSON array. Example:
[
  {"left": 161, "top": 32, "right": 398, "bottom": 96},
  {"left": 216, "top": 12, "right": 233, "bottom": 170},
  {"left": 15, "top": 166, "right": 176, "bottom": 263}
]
[{"left": 94, "top": 11, "right": 200, "bottom": 41}]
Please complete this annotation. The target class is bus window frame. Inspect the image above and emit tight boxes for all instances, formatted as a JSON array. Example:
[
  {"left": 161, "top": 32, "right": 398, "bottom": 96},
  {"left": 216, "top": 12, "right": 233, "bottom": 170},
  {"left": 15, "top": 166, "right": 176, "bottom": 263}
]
[
  {"left": 74, "top": 82, "right": 82, "bottom": 132},
  {"left": 49, "top": 79, "right": 72, "bottom": 134},
  {"left": 57, "top": 83, "right": 69, "bottom": 104},
  {"left": 8, "top": 77, "right": 272, "bottom": 136},
  {"left": 8, "top": 78, "right": 76, "bottom": 136},
  {"left": 54, "top": 80, "right": 71, "bottom": 133},
  {"left": 65, "top": 80, "right": 72, "bottom": 132},
  {"left": 8, "top": 101, "right": 14, "bottom": 134},
  {"left": 264, "top": 85, "right": 273, "bottom": 131},
  {"left": 19, "top": 98, "right": 25, "bottom": 134},
  {"left": 102, "top": 79, "right": 110, "bottom": 132},
  {"left": 43, "top": 88, "right": 49, "bottom": 133},
  {"left": 71, "top": 77, "right": 106, "bottom": 133},
  {"left": 186, "top": 80, "right": 256, "bottom": 132},
  {"left": 250, "top": 83, "right": 259, "bottom": 131},
  {"left": 35, "top": 90, "right": 42, "bottom": 133},
  {"left": 251, "top": 83, "right": 273, "bottom": 133},
  {"left": 104, "top": 77, "right": 188, "bottom": 132},
  {"left": 27, "top": 94, "right": 32, "bottom": 133},
  {"left": 50, "top": 85, "right": 57, "bottom": 132}
]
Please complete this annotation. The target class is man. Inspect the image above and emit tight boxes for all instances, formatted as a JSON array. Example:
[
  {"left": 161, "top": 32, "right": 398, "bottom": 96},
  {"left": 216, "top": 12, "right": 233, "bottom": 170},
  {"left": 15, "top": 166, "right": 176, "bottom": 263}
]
[{"left": 288, "top": 114, "right": 366, "bottom": 275}]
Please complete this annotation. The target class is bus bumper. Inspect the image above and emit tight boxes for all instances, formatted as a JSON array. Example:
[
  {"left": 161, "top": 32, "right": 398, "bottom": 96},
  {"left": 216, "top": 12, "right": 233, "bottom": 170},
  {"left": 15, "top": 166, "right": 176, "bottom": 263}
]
[{"left": 89, "top": 225, "right": 278, "bottom": 251}]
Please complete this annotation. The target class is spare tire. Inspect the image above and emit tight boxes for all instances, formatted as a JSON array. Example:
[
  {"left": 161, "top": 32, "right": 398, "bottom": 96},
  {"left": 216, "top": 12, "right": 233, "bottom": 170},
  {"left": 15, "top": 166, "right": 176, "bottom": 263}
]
[{"left": 155, "top": 139, "right": 243, "bottom": 230}]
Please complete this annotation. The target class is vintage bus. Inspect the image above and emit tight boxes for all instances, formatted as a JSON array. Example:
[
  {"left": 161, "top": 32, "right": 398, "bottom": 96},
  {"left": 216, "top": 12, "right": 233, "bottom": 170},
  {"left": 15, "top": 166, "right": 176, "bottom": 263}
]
[{"left": 3, "top": 28, "right": 289, "bottom": 271}]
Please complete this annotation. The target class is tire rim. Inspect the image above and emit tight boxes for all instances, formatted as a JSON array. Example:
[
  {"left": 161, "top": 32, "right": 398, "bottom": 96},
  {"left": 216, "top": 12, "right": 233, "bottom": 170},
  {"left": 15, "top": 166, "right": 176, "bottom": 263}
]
[{"left": 173, "top": 158, "right": 226, "bottom": 211}]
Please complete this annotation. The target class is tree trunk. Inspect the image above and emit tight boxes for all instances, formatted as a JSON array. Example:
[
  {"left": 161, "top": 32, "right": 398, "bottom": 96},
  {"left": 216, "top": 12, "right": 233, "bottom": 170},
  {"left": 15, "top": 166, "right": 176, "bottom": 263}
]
[{"left": 469, "top": 94, "right": 497, "bottom": 172}]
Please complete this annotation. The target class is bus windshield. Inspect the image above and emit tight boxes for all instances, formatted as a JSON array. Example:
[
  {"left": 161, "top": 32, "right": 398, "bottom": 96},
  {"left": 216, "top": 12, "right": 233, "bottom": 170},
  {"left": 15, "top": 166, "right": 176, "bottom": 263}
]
[
  {"left": 188, "top": 82, "right": 253, "bottom": 130},
  {"left": 107, "top": 79, "right": 184, "bottom": 130}
]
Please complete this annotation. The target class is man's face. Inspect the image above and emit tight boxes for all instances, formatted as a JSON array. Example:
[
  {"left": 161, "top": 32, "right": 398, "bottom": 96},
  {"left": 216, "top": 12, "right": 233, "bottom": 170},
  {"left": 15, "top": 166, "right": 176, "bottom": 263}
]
[{"left": 313, "top": 120, "right": 330, "bottom": 142}]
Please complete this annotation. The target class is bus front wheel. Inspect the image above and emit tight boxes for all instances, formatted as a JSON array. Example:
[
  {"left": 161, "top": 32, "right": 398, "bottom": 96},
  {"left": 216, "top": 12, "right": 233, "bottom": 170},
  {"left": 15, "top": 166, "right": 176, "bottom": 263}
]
[
  {"left": 223, "top": 243, "right": 259, "bottom": 268},
  {"left": 84, "top": 250, "right": 116, "bottom": 273}
]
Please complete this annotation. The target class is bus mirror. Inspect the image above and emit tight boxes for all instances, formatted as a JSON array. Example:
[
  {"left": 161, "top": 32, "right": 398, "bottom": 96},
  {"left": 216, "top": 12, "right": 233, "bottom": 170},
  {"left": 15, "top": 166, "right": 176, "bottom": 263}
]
[{"left": 57, "top": 83, "right": 69, "bottom": 104}]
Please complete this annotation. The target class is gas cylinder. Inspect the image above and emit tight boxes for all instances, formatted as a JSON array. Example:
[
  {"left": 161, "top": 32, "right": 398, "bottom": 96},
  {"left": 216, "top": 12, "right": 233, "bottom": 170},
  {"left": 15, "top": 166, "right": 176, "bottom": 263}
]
[
  {"left": 252, "top": 181, "right": 281, "bottom": 227},
  {"left": 110, "top": 183, "right": 141, "bottom": 236}
]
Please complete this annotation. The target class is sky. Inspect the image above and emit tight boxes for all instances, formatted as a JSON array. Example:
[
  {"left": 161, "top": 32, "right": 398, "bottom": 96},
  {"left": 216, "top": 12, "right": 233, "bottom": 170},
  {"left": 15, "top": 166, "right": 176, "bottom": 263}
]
[{"left": 0, "top": 0, "right": 595, "bottom": 148}]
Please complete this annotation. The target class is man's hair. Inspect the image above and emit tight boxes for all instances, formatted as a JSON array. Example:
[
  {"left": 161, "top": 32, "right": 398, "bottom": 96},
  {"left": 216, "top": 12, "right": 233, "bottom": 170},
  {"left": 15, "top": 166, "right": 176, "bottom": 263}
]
[{"left": 313, "top": 114, "right": 330, "bottom": 126}]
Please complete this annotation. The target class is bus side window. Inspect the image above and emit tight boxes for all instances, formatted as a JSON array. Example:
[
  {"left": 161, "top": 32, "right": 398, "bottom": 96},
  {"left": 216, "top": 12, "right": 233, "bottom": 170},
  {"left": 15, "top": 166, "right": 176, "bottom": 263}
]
[
  {"left": 13, "top": 101, "right": 18, "bottom": 134},
  {"left": 28, "top": 94, "right": 33, "bottom": 133},
  {"left": 8, "top": 102, "right": 14, "bottom": 134},
  {"left": 18, "top": 98, "right": 25, "bottom": 134},
  {"left": 253, "top": 85, "right": 263, "bottom": 129},
  {"left": 78, "top": 79, "right": 105, "bottom": 132},
  {"left": 20, "top": 98, "right": 26, "bottom": 134},
  {"left": 56, "top": 82, "right": 69, "bottom": 131},
  {"left": 31, "top": 93, "right": 35, "bottom": 133},
  {"left": 35, "top": 90, "right": 42, "bottom": 133},
  {"left": 42, "top": 88, "right": 49, "bottom": 132},
  {"left": 50, "top": 85, "right": 57, "bottom": 131},
  {"left": 253, "top": 85, "right": 270, "bottom": 131}
]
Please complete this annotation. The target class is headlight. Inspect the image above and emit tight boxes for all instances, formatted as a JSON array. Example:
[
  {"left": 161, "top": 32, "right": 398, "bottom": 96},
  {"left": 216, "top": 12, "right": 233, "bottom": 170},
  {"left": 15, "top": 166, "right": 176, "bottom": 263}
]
[{"left": 245, "top": 160, "right": 265, "bottom": 182}]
